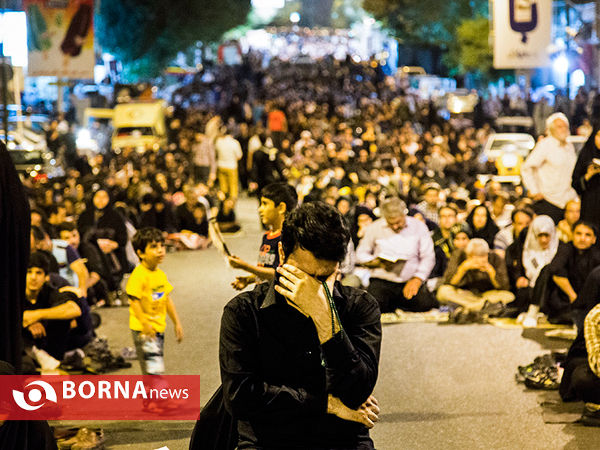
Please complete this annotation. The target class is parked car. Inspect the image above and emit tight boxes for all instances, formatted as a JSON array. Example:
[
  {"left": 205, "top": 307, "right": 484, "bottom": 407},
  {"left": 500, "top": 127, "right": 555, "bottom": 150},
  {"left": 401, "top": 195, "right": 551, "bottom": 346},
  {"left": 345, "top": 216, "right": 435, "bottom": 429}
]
[
  {"left": 479, "top": 132, "right": 536, "bottom": 185},
  {"left": 7, "top": 148, "right": 63, "bottom": 180}
]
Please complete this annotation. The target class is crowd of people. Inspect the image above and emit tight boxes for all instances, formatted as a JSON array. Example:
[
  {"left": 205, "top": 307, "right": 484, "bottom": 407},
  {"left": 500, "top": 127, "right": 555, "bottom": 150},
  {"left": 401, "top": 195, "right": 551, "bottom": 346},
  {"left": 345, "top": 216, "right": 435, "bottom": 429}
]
[{"left": 16, "top": 55, "right": 600, "bottom": 433}]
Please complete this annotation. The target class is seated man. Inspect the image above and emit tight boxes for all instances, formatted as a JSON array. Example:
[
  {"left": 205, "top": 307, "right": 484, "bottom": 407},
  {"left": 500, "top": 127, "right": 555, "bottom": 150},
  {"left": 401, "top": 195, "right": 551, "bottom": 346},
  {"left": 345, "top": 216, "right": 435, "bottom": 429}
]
[
  {"left": 545, "top": 221, "right": 600, "bottom": 324},
  {"left": 431, "top": 204, "right": 461, "bottom": 279},
  {"left": 557, "top": 199, "right": 581, "bottom": 243},
  {"left": 493, "top": 207, "right": 534, "bottom": 257},
  {"left": 416, "top": 183, "right": 442, "bottom": 225},
  {"left": 61, "top": 223, "right": 122, "bottom": 306},
  {"left": 437, "top": 238, "right": 514, "bottom": 311},
  {"left": 23, "top": 252, "right": 86, "bottom": 361},
  {"left": 219, "top": 202, "right": 381, "bottom": 448},
  {"left": 356, "top": 197, "right": 437, "bottom": 313},
  {"left": 568, "top": 303, "right": 600, "bottom": 426}
]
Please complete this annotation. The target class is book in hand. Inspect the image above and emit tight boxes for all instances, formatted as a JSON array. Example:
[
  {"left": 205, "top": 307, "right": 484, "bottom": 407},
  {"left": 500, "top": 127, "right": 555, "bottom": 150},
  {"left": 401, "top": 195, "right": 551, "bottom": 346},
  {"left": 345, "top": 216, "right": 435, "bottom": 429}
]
[{"left": 376, "top": 251, "right": 406, "bottom": 264}]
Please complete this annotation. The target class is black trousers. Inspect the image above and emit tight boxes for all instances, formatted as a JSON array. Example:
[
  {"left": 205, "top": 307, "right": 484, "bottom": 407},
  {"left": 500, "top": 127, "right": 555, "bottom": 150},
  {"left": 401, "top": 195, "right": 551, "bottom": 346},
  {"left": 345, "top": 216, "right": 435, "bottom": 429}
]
[
  {"left": 572, "top": 363, "right": 600, "bottom": 404},
  {"left": 532, "top": 199, "right": 564, "bottom": 224},
  {"left": 24, "top": 319, "right": 72, "bottom": 360},
  {"left": 367, "top": 278, "right": 438, "bottom": 313},
  {"left": 194, "top": 165, "right": 211, "bottom": 184}
]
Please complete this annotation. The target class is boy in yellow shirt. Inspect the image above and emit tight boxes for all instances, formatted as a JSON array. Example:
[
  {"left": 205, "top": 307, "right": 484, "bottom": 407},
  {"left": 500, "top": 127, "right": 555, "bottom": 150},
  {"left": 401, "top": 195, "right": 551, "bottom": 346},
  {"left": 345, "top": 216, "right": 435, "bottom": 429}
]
[{"left": 127, "top": 227, "right": 183, "bottom": 375}]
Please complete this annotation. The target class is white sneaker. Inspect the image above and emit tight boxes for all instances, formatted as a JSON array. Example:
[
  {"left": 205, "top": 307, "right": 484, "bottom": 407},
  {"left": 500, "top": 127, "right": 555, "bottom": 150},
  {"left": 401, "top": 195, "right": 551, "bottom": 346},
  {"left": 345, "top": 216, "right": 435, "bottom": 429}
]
[
  {"left": 522, "top": 315, "right": 538, "bottom": 328},
  {"left": 32, "top": 346, "right": 60, "bottom": 370}
]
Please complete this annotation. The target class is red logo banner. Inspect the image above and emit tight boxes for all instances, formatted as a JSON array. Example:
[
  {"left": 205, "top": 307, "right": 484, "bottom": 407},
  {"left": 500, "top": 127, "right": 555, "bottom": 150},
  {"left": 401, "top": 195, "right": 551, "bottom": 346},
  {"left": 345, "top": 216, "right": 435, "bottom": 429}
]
[{"left": 0, "top": 375, "right": 200, "bottom": 420}]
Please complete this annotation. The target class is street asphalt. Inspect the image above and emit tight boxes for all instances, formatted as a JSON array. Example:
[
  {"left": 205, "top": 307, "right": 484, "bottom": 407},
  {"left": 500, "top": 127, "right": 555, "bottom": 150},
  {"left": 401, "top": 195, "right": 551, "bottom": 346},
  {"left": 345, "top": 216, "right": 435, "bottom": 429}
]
[{"left": 52, "top": 196, "right": 599, "bottom": 449}]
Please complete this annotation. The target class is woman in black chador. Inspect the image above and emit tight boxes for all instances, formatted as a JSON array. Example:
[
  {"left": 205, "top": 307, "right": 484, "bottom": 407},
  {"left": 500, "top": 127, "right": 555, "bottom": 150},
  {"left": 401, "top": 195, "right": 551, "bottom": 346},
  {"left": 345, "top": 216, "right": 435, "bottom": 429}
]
[{"left": 572, "top": 124, "right": 600, "bottom": 228}]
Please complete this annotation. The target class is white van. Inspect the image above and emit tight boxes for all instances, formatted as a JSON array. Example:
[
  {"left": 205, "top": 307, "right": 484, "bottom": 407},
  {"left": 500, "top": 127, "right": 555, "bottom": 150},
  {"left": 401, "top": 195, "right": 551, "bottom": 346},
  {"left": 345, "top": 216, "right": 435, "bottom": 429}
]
[{"left": 111, "top": 100, "right": 167, "bottom": 152}]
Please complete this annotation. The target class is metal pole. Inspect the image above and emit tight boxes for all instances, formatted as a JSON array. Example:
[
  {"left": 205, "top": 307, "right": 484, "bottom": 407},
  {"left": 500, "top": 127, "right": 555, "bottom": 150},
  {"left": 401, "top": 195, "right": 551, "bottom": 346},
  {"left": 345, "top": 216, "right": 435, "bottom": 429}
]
[
  {"left": 566, "top": 1, "right": 571, "bottom": 99},
  {"left": 0, "top": 0, "right": 9, "bottom": 143}
]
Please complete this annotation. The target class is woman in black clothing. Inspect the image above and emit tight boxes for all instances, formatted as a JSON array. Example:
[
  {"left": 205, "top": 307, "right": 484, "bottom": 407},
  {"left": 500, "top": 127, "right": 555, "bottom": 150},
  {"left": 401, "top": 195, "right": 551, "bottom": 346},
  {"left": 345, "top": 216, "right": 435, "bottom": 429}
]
[
  {"left": 139, "top": 193, "right": 178, "bottom": 233},
  {"left": 77, "top": 188, "right": 130, "bottom": 277},
  {"left": 466, "top": 204, "right": 499, "bottom": 248},
  {"left": 572, "top": 125, "right": 600, "bottom": 228},
  {"left": 349, "top": 205, "right": 376, "bottom": 248}
]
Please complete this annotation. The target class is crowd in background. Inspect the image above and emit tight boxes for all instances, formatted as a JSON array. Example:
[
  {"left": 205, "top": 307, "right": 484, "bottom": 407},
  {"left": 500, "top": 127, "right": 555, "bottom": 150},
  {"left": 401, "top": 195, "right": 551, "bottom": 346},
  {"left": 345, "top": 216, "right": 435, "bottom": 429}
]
[{"left": 18, "top": 55, "right": 600, "bottom": 419}]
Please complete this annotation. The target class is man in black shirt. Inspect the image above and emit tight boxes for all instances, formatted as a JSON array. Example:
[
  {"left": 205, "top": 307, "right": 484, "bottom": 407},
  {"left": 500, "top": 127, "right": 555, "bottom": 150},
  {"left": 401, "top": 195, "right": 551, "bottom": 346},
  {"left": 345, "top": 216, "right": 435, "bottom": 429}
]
[
  {"left": 220, "top": 202, "right": 381, "bottom": 448},
  {"left": 23, "top": 253, "right": 84, "bottom": 360},
  {"left": 547, "top": 221, "right": 600, "bottom": 323}
]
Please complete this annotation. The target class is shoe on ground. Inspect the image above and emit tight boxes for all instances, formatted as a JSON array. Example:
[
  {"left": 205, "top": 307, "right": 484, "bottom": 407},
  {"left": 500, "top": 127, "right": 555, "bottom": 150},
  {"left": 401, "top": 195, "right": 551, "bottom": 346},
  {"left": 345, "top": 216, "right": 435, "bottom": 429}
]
[
  {"left": 57, "top": 427, "right": 104, "bottom": 450},
  {"left": 581, "top": 403, "right": 600, "bottom": 427},
  {"left": 120, "top": 346, "right": 137, "bottom": 360},
  {"left": 61, "top": 348, "right": 86, "bottom": 372},
  {"left": 32, "top": 346, "right": 60, "bottom": 370},
  {"left": 522, "top": 314, "right": 538, "bottom": 328},
  {"left": 523, "top": 366, "right": 560, "bottom": 390}
]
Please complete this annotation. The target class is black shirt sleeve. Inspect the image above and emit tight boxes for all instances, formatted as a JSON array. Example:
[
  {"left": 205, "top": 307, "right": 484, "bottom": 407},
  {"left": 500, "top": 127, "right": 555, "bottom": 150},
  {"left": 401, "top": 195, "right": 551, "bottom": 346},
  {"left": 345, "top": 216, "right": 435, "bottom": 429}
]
[
  {"left": 321, "top": 287, "right": 381, "bottom": 409},
  {"left": 219, "top": 297, "right": 327, "bottom": 421},
  {"left": 549, "top": 243, "right": 572, "bottom": 278}
]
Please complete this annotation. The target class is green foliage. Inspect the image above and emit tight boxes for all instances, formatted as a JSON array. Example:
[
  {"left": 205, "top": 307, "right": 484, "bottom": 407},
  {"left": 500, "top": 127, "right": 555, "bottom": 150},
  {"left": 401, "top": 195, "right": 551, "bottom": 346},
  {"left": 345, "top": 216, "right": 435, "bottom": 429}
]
[
  {"left": 269, "top": 1, "right": 302, "bottom": 26},
  {"left": 331, "top": 0, "right": 371, "bottom": 29},
  {"left": 362, "top": 0, "right": 489, "bottom": 74},
  {"left": 268, "top": 0, "right": 368, "bottom": 28},
  {"left": 362, "top": 0, "right": 487, "bottom": 47},
  {"left": 96, "top": 0, "right": 251, "bottom": 80},
  {"left": 446, "top": 16, "right": 492, "bottom": 77}
]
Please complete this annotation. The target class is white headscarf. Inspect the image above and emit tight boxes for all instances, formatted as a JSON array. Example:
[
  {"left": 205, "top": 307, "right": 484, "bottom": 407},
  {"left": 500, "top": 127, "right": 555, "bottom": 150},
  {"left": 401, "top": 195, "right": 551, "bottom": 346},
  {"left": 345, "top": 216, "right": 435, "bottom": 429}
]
[{"left": 522, "top": 215, "right": 559, "bottom": 286}]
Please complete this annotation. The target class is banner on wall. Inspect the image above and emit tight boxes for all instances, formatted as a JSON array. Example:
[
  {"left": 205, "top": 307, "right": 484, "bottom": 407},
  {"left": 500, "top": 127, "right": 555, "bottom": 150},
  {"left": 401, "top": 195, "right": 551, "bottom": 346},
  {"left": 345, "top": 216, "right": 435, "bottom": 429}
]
[
  {"left": 25, "top": 0, "right": 94, "bottom": 78},
  {"left": 493, "top": 0, "right": 552, "bottom": 69}
]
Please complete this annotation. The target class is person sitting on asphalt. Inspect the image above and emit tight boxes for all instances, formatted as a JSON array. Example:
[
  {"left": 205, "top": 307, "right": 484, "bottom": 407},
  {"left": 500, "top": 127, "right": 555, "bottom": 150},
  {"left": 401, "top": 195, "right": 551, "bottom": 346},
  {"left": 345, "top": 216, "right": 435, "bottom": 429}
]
[
  {"left": 45, "top": 203, "right": 68, "bottom": 239},
  {"left": 566, "top": 302, "right": 600, "bottom": 427},
  {"left": 504, "top": 215, "right": 559, "bottom": 323},
  {"left": 416, "top": 183, "right": 443, "bottom": 225},
  {"left": 173, "top": 187, "right": 211, "bottom": 250},
  {"left": 215, "top": 196, "right": 242, "bottom": 233},
  {"left": 175, "top": 186, "right": 205, "bottom": 233},
  {"left": 431, "top": 204, "right": 460, "bottom": 279},
  {"left": 493, "top": 207, "right": 534, "bottom": 257},
  {"left": 489, "top": 192, "right": 514, "bottom": 230},
  {"left": 557, "top": 199, "right": 581, "bottom": 243},
  {"left": 452, "top": 223, "right": 472, "bottom": 252},
  {"left": 544, "top": 221, "right": 600, "bottom": 324},
  {"left": 465, "top": 204, "right": 500, "bottom": 248},
  {"left": 356, "top": 196, "right": 437, "bottom": 314},
  {"left": 23, "top": 252, "right": 85, "bottom": 361},
  {"left": 437, "top": 238, "right": 514, "bottom": 312}
]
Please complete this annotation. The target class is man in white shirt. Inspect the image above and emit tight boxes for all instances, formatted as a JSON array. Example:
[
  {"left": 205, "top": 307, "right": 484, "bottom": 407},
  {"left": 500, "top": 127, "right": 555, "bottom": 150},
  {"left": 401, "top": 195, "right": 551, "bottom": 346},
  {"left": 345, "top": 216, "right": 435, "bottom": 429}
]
[
  {"left": 215, "top": 127, "right": 243, "bottom": 201},
  {"left": 521, "top": 113, "right": 579, "bottom": 223},
  {"left": 356, "top": 197, "right": 437, "bottom": 313}
]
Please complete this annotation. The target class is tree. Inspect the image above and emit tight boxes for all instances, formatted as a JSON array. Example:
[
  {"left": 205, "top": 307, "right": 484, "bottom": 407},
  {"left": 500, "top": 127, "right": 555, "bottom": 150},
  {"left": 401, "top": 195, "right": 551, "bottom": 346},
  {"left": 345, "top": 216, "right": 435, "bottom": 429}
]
[
  {"left": 331, "top": 0, "right": 371, "bottom": 29},
  {"left": 300, "top": 0, "right": 334, "bottom": 27},
  {"left": 362, "top": 0, "right": 487, "bottom": 48},
  {"left": 446, "top": 17, "right": 492, "bottom": 77},
  {"left": 95, "top": 0, "right": 251, "bottom": 80}
]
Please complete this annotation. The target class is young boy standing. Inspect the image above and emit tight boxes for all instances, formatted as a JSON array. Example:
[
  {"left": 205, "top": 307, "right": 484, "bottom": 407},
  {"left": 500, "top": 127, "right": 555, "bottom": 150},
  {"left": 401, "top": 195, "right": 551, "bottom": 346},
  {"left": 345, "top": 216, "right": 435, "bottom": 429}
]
[
  {"left": 127, "top": 227, "right": 184, "bottom": 375},
  {"left": 228, "top": 183, "right": 297, "bottom": 290}
]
